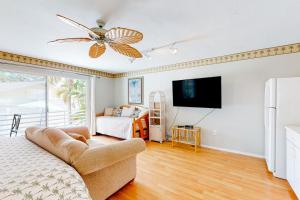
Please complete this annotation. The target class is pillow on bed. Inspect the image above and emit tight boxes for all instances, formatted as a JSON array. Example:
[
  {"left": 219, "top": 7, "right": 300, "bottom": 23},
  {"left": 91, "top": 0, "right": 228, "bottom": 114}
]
[
  {"left": 131, "top": 109, "right": 141, "bottom": 118},
  {"left": 121, "top": 107, "right": 135, "bottom": 117},
  {"left": 112, "top": 108, "right": 122, "bottom": 117},
  {"left": 138, "top": 107, "right": 149, "bottom": 118},
  {"left": 104, "top": 107, "right": 114, "bottom": 116}
]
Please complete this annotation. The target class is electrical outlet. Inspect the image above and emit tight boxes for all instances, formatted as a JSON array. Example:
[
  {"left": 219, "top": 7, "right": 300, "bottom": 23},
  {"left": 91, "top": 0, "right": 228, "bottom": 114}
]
[{"left": 212, "top": 130, "right": 217, "bottom": 136}]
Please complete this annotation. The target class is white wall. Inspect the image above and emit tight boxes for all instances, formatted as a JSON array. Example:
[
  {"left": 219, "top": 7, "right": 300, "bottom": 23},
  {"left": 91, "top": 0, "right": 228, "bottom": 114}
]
[
  {"left": 95, "top": 77, "right": 115, "bottom": 113},
  {"left": 114, "top": 53, "right": 300, "bottom": 157}
]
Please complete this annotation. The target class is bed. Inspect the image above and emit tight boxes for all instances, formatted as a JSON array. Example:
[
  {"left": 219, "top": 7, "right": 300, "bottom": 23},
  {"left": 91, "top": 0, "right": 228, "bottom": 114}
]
[
  {"left": 96, "top": 116, "right": 133, "bottom": 139},
  {"left": 96, "top": 105, "right": 149, "bottom": 140},
  {"left": 0, "top": 136, "right": 91, "bottom": 200}
]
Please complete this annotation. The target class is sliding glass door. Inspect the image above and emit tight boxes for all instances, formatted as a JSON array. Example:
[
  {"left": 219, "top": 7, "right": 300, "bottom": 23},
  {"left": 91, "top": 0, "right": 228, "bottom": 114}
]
[
  {"left": 0, "top": 69, "right": 89, "bottom": 136},
  {"left": 47, "top": 76, "right": 87, "bottom": 127},
  {"left": 0, "top": 70, "right": 46, "bottom": 136}
]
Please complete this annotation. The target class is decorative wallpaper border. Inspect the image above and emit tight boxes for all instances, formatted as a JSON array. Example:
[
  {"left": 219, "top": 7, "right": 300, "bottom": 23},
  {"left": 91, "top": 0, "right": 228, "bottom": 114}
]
[
  {"left": 0, "top": 51, "right": 114, "bottom": 78},
  {"left": 1, "top": 42, "right": 299, "bottom": 78},
  {"left": 114, "top": 43, "right": 300, "bottom": 78}
]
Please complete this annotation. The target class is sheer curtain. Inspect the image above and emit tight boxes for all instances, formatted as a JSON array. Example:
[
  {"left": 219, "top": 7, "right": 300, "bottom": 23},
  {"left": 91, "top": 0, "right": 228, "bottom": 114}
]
[{"left": 89, "top": 76, "right": 96, "bottom": 135}]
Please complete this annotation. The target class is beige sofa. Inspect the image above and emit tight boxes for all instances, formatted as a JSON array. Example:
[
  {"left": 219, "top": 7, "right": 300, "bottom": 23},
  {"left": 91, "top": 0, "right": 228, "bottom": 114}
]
[{"left": 25, "top": 126, "right": 145, "bottom": 200}]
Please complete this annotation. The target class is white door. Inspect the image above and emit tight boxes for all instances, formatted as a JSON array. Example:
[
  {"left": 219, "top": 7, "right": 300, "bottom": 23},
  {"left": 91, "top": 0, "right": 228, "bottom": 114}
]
[{"left": 275, "top": 77, "right": 300, "bottom": 179}]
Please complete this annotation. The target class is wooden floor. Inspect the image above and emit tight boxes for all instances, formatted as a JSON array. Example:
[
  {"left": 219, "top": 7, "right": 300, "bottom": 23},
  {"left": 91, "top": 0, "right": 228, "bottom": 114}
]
[{"left": 94, "top": 136, "right": 297, "bottom": 200}]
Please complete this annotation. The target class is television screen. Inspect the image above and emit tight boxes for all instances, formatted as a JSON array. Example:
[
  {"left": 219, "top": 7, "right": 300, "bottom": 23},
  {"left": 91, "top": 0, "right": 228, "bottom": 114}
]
[{"left": 172, "top": 76, "right": 222, "bottom": 108}]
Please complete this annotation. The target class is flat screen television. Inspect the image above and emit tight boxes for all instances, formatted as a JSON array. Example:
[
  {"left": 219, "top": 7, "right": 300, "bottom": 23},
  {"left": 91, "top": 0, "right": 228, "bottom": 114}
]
[{"left": 172, "top": 76, "right": 222, "bottom": 108}]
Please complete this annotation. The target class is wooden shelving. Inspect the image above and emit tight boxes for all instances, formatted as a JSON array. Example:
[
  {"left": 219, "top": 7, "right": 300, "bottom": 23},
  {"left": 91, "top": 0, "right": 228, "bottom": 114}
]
[{"left": 149, "top": 91, "right": 166, "bottom": 143}]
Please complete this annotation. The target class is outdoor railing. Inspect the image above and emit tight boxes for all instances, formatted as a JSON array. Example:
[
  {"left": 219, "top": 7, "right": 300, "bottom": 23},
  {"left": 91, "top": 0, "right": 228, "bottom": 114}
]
[{"left": 0, "top": 111, "right": 86, "bottom": 137}]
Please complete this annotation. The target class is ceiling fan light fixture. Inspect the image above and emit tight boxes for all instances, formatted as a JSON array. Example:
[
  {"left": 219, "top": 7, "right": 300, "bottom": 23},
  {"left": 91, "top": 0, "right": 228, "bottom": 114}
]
[
  {"left": 129, "top": 57, "right": 136, "bottom": 63},
  {"left": 170, "top": 47, "right": 178, "bottom": 54},
  {"left": 169, "top": 42, "right": 178, "bottom": 54},
  {"left": 51, "top": 14, "right": 144, "bottom": 59},
  {"left": 143, "top": 52, "right": 152, "bottom": 60}
]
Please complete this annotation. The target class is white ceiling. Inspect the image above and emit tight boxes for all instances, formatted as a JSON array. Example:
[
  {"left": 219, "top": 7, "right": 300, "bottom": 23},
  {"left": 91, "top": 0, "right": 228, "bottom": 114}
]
[{"left": 0, "top": 0, "right": 299, "bottom": 73}]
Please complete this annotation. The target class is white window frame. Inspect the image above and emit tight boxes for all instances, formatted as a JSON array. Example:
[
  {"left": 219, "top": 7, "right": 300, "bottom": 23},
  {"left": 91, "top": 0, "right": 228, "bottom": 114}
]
[{"left": 0, "top": 61, "right": 91, "bottom": 130}]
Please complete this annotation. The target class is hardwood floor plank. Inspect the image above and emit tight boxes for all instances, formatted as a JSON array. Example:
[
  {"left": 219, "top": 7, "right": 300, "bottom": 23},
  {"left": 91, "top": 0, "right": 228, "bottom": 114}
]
[{"left": 93, "top": 136, "right": 297, "bottom": 200}]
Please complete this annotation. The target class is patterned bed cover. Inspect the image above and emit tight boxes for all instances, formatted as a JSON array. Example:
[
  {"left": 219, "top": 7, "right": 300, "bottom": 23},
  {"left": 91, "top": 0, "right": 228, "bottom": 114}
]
[{"left": 0, "top": 136, "right": 91, "bottom": 200}]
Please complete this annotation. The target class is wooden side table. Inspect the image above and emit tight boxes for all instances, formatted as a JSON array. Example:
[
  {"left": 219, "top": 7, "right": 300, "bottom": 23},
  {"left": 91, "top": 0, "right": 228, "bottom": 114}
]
[{"left": 171, "top": 126, "right": 201, "bottom": 152}]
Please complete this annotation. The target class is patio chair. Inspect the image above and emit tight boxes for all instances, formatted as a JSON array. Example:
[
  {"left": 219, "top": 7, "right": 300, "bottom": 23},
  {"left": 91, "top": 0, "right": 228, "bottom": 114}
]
[{"left": 10, "top": 114, "right": 21, "bottom": 137}]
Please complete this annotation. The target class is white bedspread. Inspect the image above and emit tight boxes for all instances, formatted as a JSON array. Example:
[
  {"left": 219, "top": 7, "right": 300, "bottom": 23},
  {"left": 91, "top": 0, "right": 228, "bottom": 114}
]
[
  {"left": 96, "top": 116, "right": 133, "bottom": 139},
  {"left": 0, "top": 137, "right": 91, "bottom": 200}
]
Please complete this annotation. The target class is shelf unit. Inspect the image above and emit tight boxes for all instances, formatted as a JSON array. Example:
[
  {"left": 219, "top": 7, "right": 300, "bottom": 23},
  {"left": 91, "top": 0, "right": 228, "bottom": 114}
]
[
  {"left": 171, "top": 126, "right": 201, "bottom": 152},
  {"left": 149, "top": 91, "right": 166, "bottom": 143}
]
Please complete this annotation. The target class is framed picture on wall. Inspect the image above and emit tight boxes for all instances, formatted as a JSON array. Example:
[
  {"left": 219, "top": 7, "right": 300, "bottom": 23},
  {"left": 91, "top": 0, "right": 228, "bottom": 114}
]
[{"left": 128, "top": 77, "right": 143, "bottom": 104}]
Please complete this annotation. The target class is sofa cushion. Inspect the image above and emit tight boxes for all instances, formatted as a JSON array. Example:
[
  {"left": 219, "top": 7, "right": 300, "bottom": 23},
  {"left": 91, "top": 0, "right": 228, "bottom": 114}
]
[
  {"left": 86, "top": 139, "right": 105, "bottom": 148},
  {"left": 25, "top": 127, "right": 88, "bottom": 165}
]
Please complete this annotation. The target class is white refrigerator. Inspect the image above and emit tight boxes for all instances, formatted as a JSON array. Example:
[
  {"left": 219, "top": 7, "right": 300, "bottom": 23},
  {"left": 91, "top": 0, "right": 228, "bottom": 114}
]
[{"left": 265, "top": 77, "right": 300, "bottom": 179}]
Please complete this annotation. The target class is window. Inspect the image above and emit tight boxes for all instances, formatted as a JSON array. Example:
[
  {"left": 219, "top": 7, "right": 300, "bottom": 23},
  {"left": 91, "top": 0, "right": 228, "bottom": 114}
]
[
  {"left": 0, "top": 71, "right": 46, "bottom": 136},
  {"left": 0, "top": 69, "right": 89, "bottom": 136},
  {"left": 47, "top": 76, "right": 87, "bottom": 127}
]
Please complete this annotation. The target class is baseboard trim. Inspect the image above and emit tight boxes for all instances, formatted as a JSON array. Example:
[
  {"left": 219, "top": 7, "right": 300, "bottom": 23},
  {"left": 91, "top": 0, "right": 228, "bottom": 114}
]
[{"left": 201, "top": 144, "right": 264, "bottom": 159}]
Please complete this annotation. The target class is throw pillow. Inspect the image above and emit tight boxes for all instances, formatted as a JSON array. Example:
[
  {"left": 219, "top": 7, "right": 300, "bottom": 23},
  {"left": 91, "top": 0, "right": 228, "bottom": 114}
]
[
  {"left": 104, "top": 107, "right": 114, "bottom": 116},
  {"left": 121, "top": 107, "right": 135, "bottom": 117},
  {"left": 131, "top": 109, "right": 141, "bottom": 118},
  {"left": 112, "top": 108, "right": 122, "bottom": 117},
  {"left": 67, "top": 132, "right": 88, "bottom": 144},
  {"left": 138, "top": 107, "right": 149, "bottom": 118}
]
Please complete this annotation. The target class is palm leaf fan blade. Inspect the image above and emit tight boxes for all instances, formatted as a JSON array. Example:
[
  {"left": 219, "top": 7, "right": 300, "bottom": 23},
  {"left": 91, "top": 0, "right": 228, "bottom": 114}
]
[
  {"left": 56, "top": 14, "right": 99, "bottom": 39},
  {"left": 89, "top": 43, "right": 106, "bottom": 58},
  {"left": 105, "top": 27, "right": 143, "bottom": 44},
  {"left": 48, "top": 38, "right": 92, "bottom": 43},
  {"left": 109, "top": 42, "right": 142, "bottom": 58}
]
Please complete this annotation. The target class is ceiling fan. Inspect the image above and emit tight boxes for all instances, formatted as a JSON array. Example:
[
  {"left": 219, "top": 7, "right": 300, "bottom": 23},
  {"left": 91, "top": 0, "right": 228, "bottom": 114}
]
[{"left": 49, "top": 14, "right": 143, "bottom": 59}]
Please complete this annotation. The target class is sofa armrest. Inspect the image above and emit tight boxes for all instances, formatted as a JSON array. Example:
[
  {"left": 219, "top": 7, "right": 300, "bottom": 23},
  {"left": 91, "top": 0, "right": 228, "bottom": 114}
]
[{"left": 73, "top": 138, "right": 146, "bottom": 175}]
